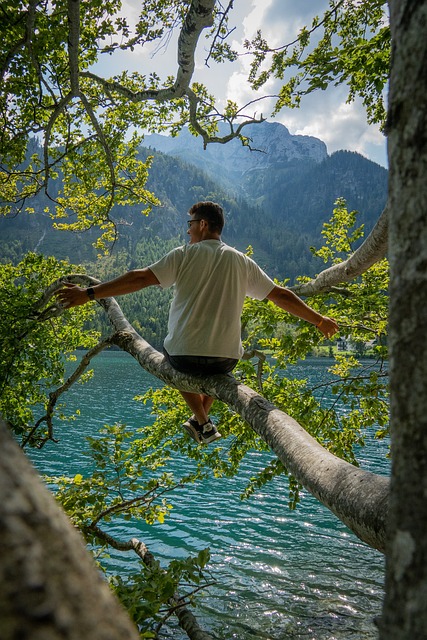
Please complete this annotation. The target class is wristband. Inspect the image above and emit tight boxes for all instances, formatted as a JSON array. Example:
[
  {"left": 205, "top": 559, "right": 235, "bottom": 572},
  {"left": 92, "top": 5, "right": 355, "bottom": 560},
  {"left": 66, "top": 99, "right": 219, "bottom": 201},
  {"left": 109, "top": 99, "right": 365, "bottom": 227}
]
[
  {"left": 86, "top": 287, "right": 95, "bottom": 300},
  {"left": 316, "top": 316, "right": 325, "bottom": 329}
]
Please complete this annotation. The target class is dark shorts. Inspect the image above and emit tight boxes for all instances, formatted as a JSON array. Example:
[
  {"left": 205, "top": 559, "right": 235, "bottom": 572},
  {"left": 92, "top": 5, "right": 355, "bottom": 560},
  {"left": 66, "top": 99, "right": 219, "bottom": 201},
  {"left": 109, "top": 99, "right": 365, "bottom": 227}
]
[{"left": 163, "top": 349, "right": 238, "bottom": 376}]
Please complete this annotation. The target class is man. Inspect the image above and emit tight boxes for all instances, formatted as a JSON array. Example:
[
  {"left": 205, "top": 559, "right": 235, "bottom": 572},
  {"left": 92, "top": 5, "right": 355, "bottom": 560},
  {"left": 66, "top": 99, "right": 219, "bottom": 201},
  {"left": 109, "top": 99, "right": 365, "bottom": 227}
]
[{"left": 57, "top": 201, "right": 339, "bottom": 445}]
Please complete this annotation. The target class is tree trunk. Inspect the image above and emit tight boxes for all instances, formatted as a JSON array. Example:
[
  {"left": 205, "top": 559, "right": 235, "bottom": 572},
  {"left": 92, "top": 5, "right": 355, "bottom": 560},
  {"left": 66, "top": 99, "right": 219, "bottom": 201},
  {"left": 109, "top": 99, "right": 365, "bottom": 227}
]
[
  {"left": 0, "top": 419, "right": 140, "bottom": 640},
  {"left": 380, "top": 1, "right": 427, "bottom": 637}
]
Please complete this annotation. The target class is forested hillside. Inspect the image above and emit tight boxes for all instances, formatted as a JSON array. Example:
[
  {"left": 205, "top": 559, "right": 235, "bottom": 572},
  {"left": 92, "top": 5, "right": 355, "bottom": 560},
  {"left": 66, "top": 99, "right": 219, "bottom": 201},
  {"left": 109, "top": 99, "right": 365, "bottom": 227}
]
[
  {"left": 1, "top": 130, "right": 388, "bottom": 280},
  {"left": 144, "top": 121, "right": 388, "bottom": 237}
]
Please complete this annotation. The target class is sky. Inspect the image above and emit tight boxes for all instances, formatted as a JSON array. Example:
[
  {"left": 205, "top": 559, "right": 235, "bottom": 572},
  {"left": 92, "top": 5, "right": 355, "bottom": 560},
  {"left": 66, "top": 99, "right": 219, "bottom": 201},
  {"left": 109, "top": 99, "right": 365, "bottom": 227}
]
[{"left": 93, "top": 0, "right": 388, "bottom": 168}]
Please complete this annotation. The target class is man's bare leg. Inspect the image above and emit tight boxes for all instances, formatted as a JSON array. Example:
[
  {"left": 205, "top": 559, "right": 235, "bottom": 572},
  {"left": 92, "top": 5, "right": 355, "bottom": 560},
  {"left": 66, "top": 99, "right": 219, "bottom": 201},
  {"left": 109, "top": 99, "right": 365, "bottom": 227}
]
[
  {"left": 180, "top": 391, "right": 214, "bottom": 425},
  {"left": 180, "top": 392, "right": 221, "bottom": 444}
]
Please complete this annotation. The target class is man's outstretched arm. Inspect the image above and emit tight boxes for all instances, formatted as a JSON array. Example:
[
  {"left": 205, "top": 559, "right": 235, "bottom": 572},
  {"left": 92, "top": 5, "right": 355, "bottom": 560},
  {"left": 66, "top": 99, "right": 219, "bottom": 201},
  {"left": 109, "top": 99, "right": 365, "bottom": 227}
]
[
  {"left": 56, "top": 268, "right": 160, "bottom": 309},
  {"left": 266, "top": 285, "right": 339, "bottom": 339}
]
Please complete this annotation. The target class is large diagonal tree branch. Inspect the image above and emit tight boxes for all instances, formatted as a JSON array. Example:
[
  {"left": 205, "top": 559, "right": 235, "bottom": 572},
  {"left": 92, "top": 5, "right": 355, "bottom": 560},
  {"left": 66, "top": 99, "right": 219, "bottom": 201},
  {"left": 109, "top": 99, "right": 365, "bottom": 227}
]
[
  {"left": 291, "top": 203, "right": 389, "bottom": 296},
  {"left": 80, "top": 0, "right": 263, "bottom": 146},
  {"left": 110, "top": 326, "right": 389, "bottom": 553},
  {"left": 81, "top": 0, "right": 216, "bottom": 102},
  {"left": 21, "top": 336, "right": 112, "bottom": 448},
  {"left": 45, "top": 276, "right": 389, "bottom": 552},
  {"left": 175, "top": 0, "right": 215, "bottom": 91}
]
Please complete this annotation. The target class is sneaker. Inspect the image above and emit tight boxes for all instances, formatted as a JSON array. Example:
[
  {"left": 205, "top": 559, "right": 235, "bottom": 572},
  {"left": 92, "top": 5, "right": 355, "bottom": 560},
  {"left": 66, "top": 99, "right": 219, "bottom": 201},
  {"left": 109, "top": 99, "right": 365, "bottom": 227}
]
[
  {"left": 200, "top": 419, "right": 222, "bottom": 444},
  {"left": 182, "top": 418, "right": 222, "bottom": 444},
  {"left": 182, "top": 417, "right": 203, "bottom": 443}
]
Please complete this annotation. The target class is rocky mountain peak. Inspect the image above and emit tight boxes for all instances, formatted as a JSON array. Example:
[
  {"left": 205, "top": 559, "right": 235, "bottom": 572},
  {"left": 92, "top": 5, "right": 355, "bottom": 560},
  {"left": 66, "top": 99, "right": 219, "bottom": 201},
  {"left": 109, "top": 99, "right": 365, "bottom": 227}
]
[{"left": 143, "top": 120, "right": 328, "bottom": 185}]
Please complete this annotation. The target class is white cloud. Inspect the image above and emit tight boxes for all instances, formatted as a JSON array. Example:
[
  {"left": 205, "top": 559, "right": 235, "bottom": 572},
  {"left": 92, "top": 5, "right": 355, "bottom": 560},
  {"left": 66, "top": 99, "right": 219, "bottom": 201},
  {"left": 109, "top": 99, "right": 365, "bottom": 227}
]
[
  {"left": 220, "top": 1, "right": 387, "bottom": 166},
  {"left": 93, "top": 0, "right": 179, "bottom": 76},
  {"left": 242, "top": 0, "right": 275, "bottom": 38},
  {"left": 275, "top": 87, "right": 387, "bottom": 165}
]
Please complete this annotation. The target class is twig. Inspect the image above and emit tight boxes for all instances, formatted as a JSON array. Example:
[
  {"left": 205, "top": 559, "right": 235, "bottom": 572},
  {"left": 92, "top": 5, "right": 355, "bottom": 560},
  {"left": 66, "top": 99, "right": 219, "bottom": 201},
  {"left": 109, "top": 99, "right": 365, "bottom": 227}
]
[
  {"left": 87, "top": 528, "right": 215, "bottom": 640},
  {"left": 21, "top": 337, "right": 112, "bottom": 448},
  {"left": 205, "top": 0, "right": 235, "bottom": 66}
]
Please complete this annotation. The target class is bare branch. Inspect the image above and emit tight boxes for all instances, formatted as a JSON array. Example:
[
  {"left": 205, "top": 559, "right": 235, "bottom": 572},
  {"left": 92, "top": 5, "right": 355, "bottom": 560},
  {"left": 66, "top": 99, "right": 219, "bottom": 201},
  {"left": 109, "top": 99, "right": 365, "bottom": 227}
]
[
  {"left": 21, "top": 337, "right": 112, "bottom": 448},
  {"left": 88, "top": 528, "right": 215, "bottom": 640},
  {"left": 186, "top": 87, "right": 266, "bottom": 148},
  {"left": 80, "top": 70, "right": 172, "bottom": 101},
  {"left": 241, "top": 349, "right": 266, "bottom": 390},
  {"left": 79, "top": 1, "right": 267, "bottom": 152},
  {"left": 205, "top": 0, "right": 235, "bottom": 66}
]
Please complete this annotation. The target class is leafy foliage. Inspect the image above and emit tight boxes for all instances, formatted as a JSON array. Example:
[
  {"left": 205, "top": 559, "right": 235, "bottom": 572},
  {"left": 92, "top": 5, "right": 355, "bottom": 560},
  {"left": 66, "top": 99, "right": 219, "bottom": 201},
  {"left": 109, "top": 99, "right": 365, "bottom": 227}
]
[
  {"left": 244, "top": 0, "right": 390, "bottom": 127},
  {"left": 50, "top": 423, "right": 178, "bottom": 535},
  {"left": 244, "top": 199, "right": 388, "bottom": 455},
  {"left": 110, "top": 549, "right": 212, "bottom": 634},
  {"left": 0, "top": 253, "right": 99, "bottom": 445},
  {"left": 0, "top": 0, "right": 251, "bottom": 252},
  {"left": 48, "top": 422, "right": 213, "bottom": 636}
]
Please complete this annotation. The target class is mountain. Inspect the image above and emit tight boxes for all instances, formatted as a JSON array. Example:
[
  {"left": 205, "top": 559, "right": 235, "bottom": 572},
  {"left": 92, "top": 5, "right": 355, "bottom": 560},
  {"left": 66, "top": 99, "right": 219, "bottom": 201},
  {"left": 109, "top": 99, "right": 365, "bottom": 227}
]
[
  {"left": 242, "top": 148, "right": 388, "bottom": 235},
  {"left": 143, "top": 121, "right": 388, "bottom": 237},
  {"left": 144, "top": 121, "right": 328, "bottom": 192},
  {"left": 0, "top": 123, "right": 388, "bottom": 283}
]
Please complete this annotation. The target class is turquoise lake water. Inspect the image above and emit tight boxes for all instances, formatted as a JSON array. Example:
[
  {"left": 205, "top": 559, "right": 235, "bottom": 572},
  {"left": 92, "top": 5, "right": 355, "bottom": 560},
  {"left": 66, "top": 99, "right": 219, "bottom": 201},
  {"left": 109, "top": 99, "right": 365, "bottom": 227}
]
[{"left": 28, "top": 352, "right": 389, "bottom": 639}]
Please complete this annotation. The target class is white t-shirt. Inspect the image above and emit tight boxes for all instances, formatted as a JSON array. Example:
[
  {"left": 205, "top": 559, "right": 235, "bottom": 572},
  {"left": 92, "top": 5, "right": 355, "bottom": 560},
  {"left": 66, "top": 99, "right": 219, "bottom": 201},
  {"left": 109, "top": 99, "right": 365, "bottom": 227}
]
[{"left": 149, "top": 240, "right": 275, "bottom": 359}]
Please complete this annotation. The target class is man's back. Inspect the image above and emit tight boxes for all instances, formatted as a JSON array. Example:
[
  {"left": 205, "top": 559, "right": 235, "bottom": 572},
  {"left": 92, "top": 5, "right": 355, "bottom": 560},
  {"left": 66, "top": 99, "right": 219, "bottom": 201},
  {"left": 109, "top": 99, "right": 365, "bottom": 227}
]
[{"left": 149, "top": 240, "right": 275, "bottom": 359}]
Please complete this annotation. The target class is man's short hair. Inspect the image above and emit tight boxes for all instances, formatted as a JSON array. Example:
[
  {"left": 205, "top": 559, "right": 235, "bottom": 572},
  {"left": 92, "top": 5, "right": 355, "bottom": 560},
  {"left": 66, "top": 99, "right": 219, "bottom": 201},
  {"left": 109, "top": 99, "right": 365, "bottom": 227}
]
[{"left": 188, "top": 201, "right": 224, "bottom": 233}]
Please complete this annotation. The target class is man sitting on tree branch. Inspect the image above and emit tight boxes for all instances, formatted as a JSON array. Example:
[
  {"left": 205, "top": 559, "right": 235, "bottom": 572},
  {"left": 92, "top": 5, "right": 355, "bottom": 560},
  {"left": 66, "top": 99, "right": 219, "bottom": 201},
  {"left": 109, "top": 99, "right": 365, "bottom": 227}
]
[{"left": 57, "top": 201, "right": 339, "bottom": 444}]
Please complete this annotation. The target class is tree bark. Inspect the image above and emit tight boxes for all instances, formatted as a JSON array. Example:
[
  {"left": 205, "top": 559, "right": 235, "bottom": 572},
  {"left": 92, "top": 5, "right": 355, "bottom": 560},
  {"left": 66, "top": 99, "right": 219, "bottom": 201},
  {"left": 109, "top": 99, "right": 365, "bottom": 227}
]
[
  {"left": 0, "top": 419, "right": 140, "bottom": 640},
  {"left": 82, "top": 0, "right": 216, "bottom": 102},
  {"left": 380, "top": 1, "right": 427, "bottom": 637}
]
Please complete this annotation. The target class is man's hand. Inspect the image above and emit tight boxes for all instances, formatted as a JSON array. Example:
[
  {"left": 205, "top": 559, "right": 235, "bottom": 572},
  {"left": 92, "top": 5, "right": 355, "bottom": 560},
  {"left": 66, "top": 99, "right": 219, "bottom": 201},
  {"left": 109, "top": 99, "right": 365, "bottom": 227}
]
[
  {"left": 316, "top": 316, "right": 339, "bottom": 339},
  {"left": 56, "top": 283, "right": 91, "bottom": 309}
]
